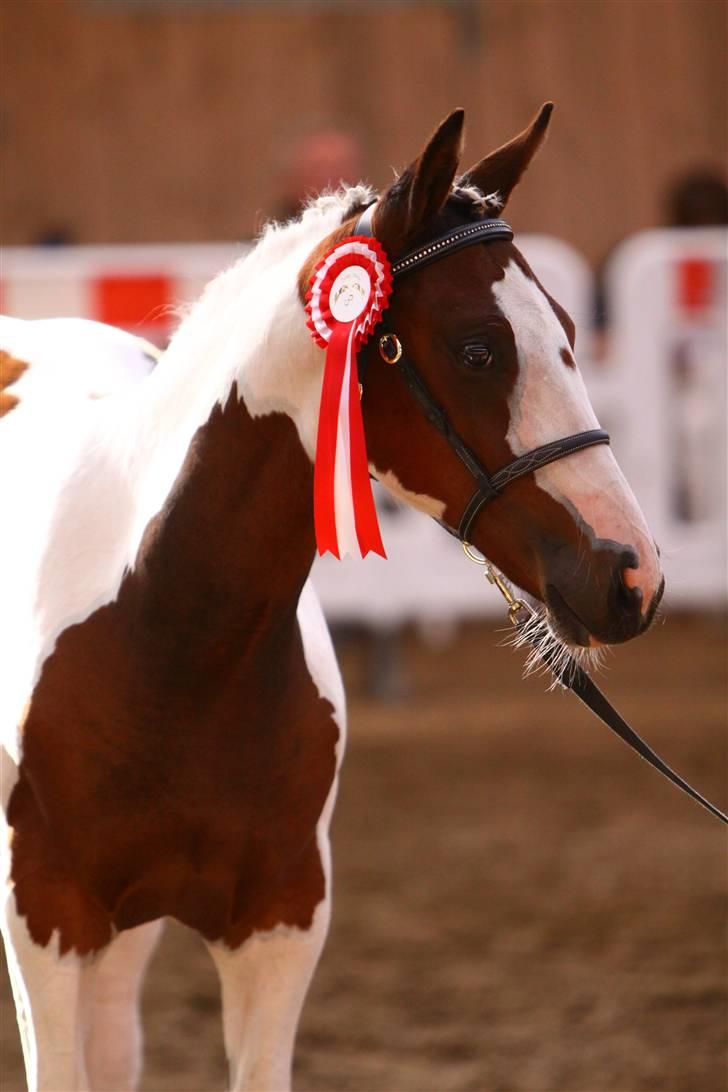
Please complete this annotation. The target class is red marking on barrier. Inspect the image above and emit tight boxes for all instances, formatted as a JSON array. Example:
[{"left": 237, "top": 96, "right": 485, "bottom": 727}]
[
  {"left": 94, "top": 274, "right": 172, "bottom": 331},
  {"left": 676, "top": 259, "right": 713, "bottom": 314}
]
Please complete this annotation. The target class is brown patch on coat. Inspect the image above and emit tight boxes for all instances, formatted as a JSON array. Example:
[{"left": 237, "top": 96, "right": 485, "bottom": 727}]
[
  {"left": 0, "top": 350, "right": 29, "bottom": 390},
  {"left": 8, "top": 391, "right": 338, "bottom": 955},
  {"left": 0, "top": 350, "right": 29, "bottom": 416},
  {"left": 0, "top": 391, "right": 20, "bottom": 417},
  {"left": 560, "top": 347, "right": 576, "bottom": 369}
]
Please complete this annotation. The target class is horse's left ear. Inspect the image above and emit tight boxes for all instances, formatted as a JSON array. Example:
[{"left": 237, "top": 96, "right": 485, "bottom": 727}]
[
  {"left": 460, "top": 102, "right": 554, "bottom": 213},
  {"left": 374, "top": 109, "right": 465, "bottom": 253}
]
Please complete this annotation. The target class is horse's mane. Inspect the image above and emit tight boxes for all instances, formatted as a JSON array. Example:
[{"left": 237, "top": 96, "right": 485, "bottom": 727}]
[{"left": 156, "top": 183, "right": 377, "bottom": 393}]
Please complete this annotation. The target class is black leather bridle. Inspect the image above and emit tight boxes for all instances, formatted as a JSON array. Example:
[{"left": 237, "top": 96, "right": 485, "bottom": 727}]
[
  {"left": 352, "top": 199, "right": 728, "bottom": 826},
  {"left": 354, "top": 200, "right": 609, "bottom": 543}
]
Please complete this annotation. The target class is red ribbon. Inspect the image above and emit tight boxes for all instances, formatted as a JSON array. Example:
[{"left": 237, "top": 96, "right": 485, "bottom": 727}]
[
  {"left": 306, "top": 236, "right": 392, "bottom": 559},
  {"left": 313, "top": 321, "right": 349, "bottom": 558}
]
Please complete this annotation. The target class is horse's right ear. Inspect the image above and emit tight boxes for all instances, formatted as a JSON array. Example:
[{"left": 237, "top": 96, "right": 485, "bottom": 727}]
[
  {"left": 373, "top": 109, "right": 465, "bottom": 254},
  {"left": 459, "top": 103, "right": 554, "bottom": 213}
]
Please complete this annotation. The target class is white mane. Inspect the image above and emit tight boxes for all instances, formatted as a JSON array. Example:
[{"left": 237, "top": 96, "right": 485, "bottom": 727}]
[{"left": 130, "top": 184, "right": 375, "bottom": 538}]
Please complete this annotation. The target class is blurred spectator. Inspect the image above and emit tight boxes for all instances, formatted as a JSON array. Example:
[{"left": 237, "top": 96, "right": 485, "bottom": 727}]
[
  {"left": 594, "top": 166, "right": 728, "bottom": 336},
  {"left": 272, "top": 126, "right": 365, "bottom": 222},
  {"left": 34, "top": 225, "right": 76, "bottom": 247},
  {"left": 665, "top": 168, "right": 728, "bottom": 227}
]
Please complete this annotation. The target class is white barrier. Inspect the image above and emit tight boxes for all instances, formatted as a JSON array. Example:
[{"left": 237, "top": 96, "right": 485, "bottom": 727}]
[
  {"left": 604, "top": 229, "right": 727, "bottom": 606},
  {"left": 0, "top": 243, "right": 249, "bottom": 341},
  {"left": 2, "top": 230, "right": 725, "bottom": 623}
]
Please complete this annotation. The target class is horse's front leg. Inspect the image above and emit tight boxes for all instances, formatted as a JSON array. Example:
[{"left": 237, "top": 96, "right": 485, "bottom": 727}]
[
  {"left": 1, "top": 892, "right": 87, "bottom": 1092},
  {"left": 79, "top": 919, "right": 163, "bottom": 1091},
  {"left": 206, "top": 891, "right": 331, "bottom": 1092}
]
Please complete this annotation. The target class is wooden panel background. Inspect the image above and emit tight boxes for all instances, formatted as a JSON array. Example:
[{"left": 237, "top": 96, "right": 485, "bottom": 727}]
[{"left": 1, "top": 0, "right": 726, "bottom": 263}]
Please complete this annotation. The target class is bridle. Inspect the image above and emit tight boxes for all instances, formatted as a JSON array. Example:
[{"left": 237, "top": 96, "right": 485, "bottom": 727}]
[
  {"left": 354, "top": 200, "right": 610, "bottom": 543},
  {"left": 353, "top": 199, "right": 728, "bottom": 827}
]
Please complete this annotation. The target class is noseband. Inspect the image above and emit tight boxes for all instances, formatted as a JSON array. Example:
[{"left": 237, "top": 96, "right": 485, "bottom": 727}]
[{"left": 354, "top": 201, "right": 609, "bottom": 543}]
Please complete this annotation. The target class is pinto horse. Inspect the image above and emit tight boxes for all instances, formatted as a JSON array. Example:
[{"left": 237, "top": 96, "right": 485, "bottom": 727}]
[{"left": 0, "top": 106, "right": 663, "bottom": 1091}]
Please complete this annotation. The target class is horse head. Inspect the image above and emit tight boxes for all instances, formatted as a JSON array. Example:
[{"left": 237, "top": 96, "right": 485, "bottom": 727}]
[{"left": 349, "top": 106, "right": 663, "bottom": 648}]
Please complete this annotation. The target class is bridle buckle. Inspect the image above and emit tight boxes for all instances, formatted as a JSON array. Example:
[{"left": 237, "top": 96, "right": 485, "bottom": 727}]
[{"left": 462, "top": 541, "right": 530, "bottom": 625}]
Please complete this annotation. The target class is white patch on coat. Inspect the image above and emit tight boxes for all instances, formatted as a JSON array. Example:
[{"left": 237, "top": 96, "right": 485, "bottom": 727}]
[
  {"left": 372, "top": 466, "right": 446, "bottom": 518},
  {"left": 493, "top": 260, "right": 661, "bottom": 602},
  {"left": 0, "top": 907, "right": 86, "bottom": 1090},
  {"left": 296, "top": 577, "right": 346, "bottom": 900},
  {"left": 206, "top": 898, "right": 331, "bottom": 1091},
  {"left": 80, "top": 920, "right": 163, "bottom": 1091}
]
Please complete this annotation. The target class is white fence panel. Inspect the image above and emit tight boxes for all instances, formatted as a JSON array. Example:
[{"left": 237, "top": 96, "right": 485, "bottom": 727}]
[{"left": 605, "top": 229, "right": 727, "bottom": 606}]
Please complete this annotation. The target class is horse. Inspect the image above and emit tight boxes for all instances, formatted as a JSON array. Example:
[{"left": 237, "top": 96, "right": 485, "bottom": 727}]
[{"left": 0, "top": 105, "right": 663, "bottom": 1092}]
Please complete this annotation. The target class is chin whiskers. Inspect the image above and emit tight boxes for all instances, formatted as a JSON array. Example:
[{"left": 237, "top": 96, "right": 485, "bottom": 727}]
[{"left": 499, "top": 604, "right": 607, "bottom": 691}]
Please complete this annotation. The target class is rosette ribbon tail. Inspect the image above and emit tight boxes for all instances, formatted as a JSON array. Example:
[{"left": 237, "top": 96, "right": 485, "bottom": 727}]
[
  {"left": 347, "top": 330, "right": 386, "bottom": 558},
  {"left": 313, "top": 321, "right": 348, "bottom": 558},
  {"left": 313, "top": 321, "right": 386, "bottom": 558}
]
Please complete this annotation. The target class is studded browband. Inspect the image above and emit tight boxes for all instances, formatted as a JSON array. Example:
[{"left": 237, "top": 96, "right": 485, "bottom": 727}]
[{"left": 353, "top": 199, "right": 609, "bottom": 542}]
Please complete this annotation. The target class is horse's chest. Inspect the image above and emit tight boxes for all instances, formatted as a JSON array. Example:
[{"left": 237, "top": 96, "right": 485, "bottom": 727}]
[{"left": 8, "top": 596, "right": 339, "bottom": 953}]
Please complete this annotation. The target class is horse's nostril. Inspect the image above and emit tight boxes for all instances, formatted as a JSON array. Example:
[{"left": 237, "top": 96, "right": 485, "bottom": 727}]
[
  {"left": 623, "top": 579, "right": 643, "bottom": 610},
  {"left": 622, "top": 566, "right": 641, "bottom": 591},
  {"left": 615, "top": 568, "right": 643, "bottom": 614}
]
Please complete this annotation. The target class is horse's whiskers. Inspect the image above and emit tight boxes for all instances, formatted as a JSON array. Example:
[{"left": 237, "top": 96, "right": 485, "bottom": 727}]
[{"left": 499, "top": 605, "right": 607, "bottom": 690}]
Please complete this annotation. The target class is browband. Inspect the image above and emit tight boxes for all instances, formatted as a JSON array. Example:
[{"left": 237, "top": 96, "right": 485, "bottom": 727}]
[{"left": 354, "top": 201, "right": 514, "bottom": 279}]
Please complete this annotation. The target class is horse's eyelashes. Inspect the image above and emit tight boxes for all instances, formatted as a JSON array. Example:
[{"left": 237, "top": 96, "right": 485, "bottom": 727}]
[{"left": 461, "top": 344, "right": 495, "bottom": 371}]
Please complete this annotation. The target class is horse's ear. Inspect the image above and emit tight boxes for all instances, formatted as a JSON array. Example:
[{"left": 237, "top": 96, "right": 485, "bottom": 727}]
[
  {"left": 460, "top": 103, "right": 553, "bottom": 213},
  {"left": 374, "top": 109, "right": 465, "bottom": 253}
]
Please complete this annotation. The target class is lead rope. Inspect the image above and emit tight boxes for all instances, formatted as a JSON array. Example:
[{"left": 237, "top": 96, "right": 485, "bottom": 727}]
[{"left": 462, "top": 542, "right": 728, "bottom": 826}]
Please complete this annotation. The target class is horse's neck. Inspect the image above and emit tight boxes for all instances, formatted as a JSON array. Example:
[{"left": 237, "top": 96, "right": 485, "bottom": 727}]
[
  {"left": 127, "top": 219, "right": 337, "bottom": 632},
  {"left": 134, "top": 387, "right": 316, "bottom": 638}
]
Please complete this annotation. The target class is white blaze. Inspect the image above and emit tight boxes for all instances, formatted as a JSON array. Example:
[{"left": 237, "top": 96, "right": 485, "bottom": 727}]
[{"left": 493, "top": 261, "right": 661, "bottom": 599}]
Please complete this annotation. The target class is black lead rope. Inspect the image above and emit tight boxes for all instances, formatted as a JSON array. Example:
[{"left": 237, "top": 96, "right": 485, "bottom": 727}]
[
  {"left": 474, "top": 560, "right": 728, "bottom": 826},
  {"left": 521, "top": 611, "right": 728, "bottom": 825}
]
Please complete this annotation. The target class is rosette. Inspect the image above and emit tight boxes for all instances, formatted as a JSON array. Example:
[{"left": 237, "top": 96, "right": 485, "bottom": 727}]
[{"left": 305, "top": 235, "right": 392, "bottom": 558}]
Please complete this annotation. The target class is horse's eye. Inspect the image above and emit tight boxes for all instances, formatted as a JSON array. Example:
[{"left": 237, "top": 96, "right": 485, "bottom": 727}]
[{"left": 462, "top": 345, "right": 494, "bottom": 371}]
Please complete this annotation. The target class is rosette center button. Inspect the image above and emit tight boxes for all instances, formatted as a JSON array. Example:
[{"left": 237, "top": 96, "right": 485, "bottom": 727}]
[{"left": 329, "top": 267, "right": 371, "bottom": 322}]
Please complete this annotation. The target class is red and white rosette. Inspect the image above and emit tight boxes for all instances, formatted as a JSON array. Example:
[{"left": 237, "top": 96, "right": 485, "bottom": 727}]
[{"left": 305, "top": 235, "right": 392, "bottom": 558}]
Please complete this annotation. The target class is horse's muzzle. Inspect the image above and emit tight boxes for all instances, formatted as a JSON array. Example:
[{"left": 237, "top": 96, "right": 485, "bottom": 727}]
[{"left": 545, "top": 564, "right": 665, "bottom": 647}]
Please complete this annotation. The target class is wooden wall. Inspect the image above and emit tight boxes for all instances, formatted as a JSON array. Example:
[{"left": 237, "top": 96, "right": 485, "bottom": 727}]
[{"left": 2, "top": 0, "right": 726, "bottom": 263}]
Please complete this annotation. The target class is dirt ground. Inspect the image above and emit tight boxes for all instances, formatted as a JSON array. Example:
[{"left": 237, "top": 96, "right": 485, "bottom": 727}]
[{"left": 2, "top": 611, "right": 726, "bottom": 1092}]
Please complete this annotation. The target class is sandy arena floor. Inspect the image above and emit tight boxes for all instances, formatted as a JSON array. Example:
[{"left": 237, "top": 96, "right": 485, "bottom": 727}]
[{"left": 1, "top": 611, "right": 726, "bottom": 1092}]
